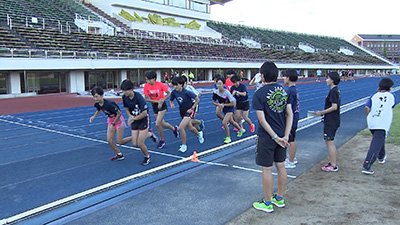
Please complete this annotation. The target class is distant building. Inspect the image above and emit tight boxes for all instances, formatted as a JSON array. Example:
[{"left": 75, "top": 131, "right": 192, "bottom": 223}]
[{"left": 352, "top": 34, "right": 400, "bottom": 63}]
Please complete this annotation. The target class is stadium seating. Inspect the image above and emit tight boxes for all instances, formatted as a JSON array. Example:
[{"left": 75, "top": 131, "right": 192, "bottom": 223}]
[
  {"left": 0, "top": 26, "right": 29, "bottom": 49},
  {"left": 0, "top": 0, "right": 99, "bottom": 30},
  {"left": 207, "top": 21, "right": 366, "bottom": 54},
  {"left": 0, "top": 0, "right": 391, "bottom": 65}
]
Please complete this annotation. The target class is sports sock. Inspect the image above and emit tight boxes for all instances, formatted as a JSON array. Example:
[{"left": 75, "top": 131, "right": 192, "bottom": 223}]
[{"left": 275, "top": 195, "right": 283, "bottom": 201}]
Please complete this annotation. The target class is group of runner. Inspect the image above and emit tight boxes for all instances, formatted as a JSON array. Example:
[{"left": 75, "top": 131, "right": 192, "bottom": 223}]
[{"left": 89, "top": 62, "right": 395, "bottom": 214}]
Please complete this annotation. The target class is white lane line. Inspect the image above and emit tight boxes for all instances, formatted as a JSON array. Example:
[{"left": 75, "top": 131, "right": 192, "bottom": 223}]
[
  {"left": 0, "top": 118, "right": 183, "bottom": 160},
  {"left": 198, "top": 161, "right": 297, "bottom": 179}
]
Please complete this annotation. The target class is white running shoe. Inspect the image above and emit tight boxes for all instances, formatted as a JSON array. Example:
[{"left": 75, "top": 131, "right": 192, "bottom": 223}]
[
  {"left": 285, "top": 160, "right": 296, "bottom": 169},
  {"left": 178, "top": 144, "right": 187, "bottom": 153},
  {"left": 198, "top": 131, "right": 204, "bottom": 144},
  {"left": 378, "top": 155, "right": 387, "bottom": 164}
]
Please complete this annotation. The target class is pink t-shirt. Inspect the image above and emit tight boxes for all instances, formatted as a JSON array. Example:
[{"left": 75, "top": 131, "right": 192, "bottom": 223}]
[{"left": 143, "top": 81, "right": 169, "bottom": 100}]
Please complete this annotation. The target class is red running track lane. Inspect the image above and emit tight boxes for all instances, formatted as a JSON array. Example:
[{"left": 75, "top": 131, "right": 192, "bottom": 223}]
[
  {"left": 0, "top": 94, "right": 122, "bottom": 115},
  {"left": 0, "top": 76, "right": 363, "bottom": 115}
]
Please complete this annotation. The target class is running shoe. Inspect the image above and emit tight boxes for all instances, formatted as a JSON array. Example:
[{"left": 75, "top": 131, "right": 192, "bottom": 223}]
[
  {"left": 250, "top": 123, "right": 255, "bottom": 133},
  {"left": 378, "top": 155, "right": 387, "bottom": 164},
  {"left": 199, "top": 119, "right": 205, "bottom": 131},
  {"left": 141, "top": 156, "right": 151, "bottom": 165},
  {"left": 111, "top": 154, "right": 124, "bottom": 161},
  {"left": 285, "top": 160, "right": 296, "bottom": 169},
  {"left": 271, "top": 194, "right": 286, "bottom": 208},
  {"left": 178, "top": 144, "right": 187, "bottom": 153},
  {"left": 223, "top": 137, "right": 231, "bottom": 144},
  {"left": 237, "top": 128, "right": 246, "bottom": 137},
  {"left": 157, "top": 140, "right": 165, "bottom": 149},
  {"left": 321, "top": 162, "right": 338, "bottom": 172},
  {"left": 362, "top": 168, "right": 374, "bottom": 175},
  {"left": 198, "top": 131, "right": 204, "bottom": 144},
  {"left": 149, "top": 129, "right": 158, "bottom": 143},
  {"left": 233, "top": 127, "right": 238, "bottom": 132},
  {"left": 222, "top": 122, "right": 230, "bottom": 130},
  {"left": 293, "top": 157, "right": 298, "bottom": 164},
  {"left": 253, "top": 200, "right": 274, "bottom": 213},
  {"left": 173, "top": 125, "right": 179, "bottom": 138}
]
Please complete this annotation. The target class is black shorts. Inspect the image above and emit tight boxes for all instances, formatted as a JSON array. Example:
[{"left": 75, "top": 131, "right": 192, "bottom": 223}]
[
  {"left": 179, "top": 106, "right": 196, "bottom": 119},
  {"left": 289, "top": 127, "right": 297, "bottom": 142},
  {"left": 236, "top": 101, "right": 249, "bottom": 111},
  {"left": 255, "top": 135, "right": 287, "bottom": 167},
  {"left": 152, "top": 102, "right": 167, "bottom": 114},
  {"left": 131, "top": 116, "right": 149, "bottom": 131},
  {"left": 324, "top": 125, "right": 338, "bottom": 141},
  {"left": 223, "top": 106, "right": 235, "bottom": 114}
]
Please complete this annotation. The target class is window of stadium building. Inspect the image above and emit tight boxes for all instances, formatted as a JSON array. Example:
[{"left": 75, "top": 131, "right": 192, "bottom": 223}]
[
  {"left": 191, "top": 1, "right": 208, "bottom": 13},
  {"left": 147, "top": 0, "right": 165, "bottom": 4},
  {"left": 22, "top": 72, "right": 67, "bottom": 94},
  {"left": 85, "top": 71, "right": 119, "bottom": 90},
  {"left": 170, "top": 0, "right": 186, "bottom": 8},
  {"left": 0, "top": 73, "right": 7, "bottom": 94},
  {"left": 195, "top": 69, "right": 207, "bottom": 81},
  {"left": 127, "top": 70, "right": 147, "bottom": 87}
]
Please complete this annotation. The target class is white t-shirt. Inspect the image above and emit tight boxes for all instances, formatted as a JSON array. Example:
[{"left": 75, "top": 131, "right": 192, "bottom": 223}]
[
  {"left": 253, "top": 73, "right": 263, "bottom": 90},
  {"left": 185, "top": 85, "right": 199, "bottom": 96},
  {"left": 366, "top": 91, "right": 396, "bottom": 133}
]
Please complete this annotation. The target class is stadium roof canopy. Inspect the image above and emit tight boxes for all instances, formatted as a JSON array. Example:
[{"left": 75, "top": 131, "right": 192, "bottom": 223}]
[
  {"left": 210, "top": 0, "right": 232, "bottom": 5},
  {"left": 358, "top": 34, "right": 400, "bottom": 40}
]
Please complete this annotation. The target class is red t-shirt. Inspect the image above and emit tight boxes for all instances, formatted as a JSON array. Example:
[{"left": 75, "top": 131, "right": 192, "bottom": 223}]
[
  {"left": 225, "top": 78, "right": 234, "bottom": 92},
  {"left": 143, "top": 81, "right": 169, "bottom": 100}
]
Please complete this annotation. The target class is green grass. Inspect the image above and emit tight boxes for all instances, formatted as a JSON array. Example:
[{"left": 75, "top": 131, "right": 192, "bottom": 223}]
[{"left": 359, "top": 103, "right": 400, "bottom": 145}]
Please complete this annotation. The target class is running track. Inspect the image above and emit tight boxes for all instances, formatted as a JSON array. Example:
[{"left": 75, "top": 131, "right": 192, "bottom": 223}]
[{"left": 0, "top": 76, "right": 399, "bottom": 224}]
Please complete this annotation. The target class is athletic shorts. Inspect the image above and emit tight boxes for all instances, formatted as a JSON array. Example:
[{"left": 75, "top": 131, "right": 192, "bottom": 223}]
[
  {"left": 223, "top": 106, "right": 235, "bottom": 114},
  {"left": 107, "top": 116, "right": 124, "bottom": 130},
  {"left": 152, "top": 102, "right": 167, "bottom": 114},
  {"left": 131, "top": 116, "right": 149, "bottom": 131},
  {"left": 255, "top": 135, "right": 286, "bottom": 167},
  {"left": 236, "top": 101, "right": 249, "bottom": 111},
  {"left": 324, "top": 125, "right": 338, "bottom": 141},
  {"left": 289, "top": 127, "right": 297, "bottom": 142},
  {"left": 179, "top": 106, "right": 196, "bottom": 119}
]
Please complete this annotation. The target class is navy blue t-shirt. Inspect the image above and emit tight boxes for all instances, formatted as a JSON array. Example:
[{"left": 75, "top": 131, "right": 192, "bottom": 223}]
[
  {"left": 94, "top": 99, "right": 120, "bottom": 117},
  {"left": 122, "top": 91, "right": 148, "bottom": 116},
  {"left": 252, "top": 83, "right": 288, "bottom": 137},
  {"left": 230, "top": 83, "right": 248, "bottom": 103},
  {"left": 286, "top": 85, "right": 299, "bottom": 128},
  {"left": 170, "top": 88, "right": 197, "bottom": 108}
]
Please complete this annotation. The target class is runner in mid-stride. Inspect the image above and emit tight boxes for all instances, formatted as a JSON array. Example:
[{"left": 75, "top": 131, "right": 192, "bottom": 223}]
[
  {"left": 90, "top": 86, "right": 132, "bottom": 161},
  {"left": 143, "top": 71, "right": 179, "bottom": 149},
  {"left": 121, "top": 80, "right": 152, "bottom": 165}
]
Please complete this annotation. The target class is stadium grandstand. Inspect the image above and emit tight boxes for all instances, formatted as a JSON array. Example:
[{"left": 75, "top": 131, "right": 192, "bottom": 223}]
[{"left": 0, "top": 0, "right": 397, "bottom": 97}]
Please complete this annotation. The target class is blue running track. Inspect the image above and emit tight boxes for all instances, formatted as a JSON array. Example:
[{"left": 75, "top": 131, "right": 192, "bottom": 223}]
[{"left": 0, "top": 76, "right": 399, "bottom": 224}]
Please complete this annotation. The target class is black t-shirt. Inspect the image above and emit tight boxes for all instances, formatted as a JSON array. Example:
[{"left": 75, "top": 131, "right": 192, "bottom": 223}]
[
  {"left": 122, "top": 91, "right": 148, "bottom": 117},
  {"left": 94, "top": 99, "right": 120, "bottom": 117},
  {"left": 323, "top": 86, "right": 340, "bottom": 127},
  {"left": 252, "top": 83, "right": 288, "bottom": 137},
  {"left": 286, "top": 86, "right": 299, "bottom": 128}
]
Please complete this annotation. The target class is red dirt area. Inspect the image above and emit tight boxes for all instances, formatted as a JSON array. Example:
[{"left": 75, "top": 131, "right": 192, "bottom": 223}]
[{"left": 0, "top": 93, "right": 122, "bottom": 115}]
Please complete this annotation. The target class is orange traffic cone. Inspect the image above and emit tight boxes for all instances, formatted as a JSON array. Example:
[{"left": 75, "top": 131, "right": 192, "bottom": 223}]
[{"left": 191, "top": 151, "right": 199, "bottom": 162}]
